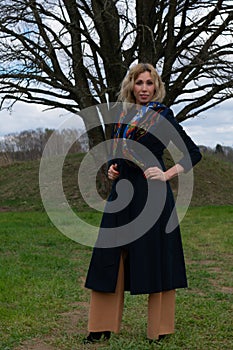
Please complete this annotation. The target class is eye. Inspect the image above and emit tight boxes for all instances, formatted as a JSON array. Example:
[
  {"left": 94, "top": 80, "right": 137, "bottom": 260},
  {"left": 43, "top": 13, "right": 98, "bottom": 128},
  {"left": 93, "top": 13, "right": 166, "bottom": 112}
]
[
  {"left": 135, "top": 80, "right": 143, "bottom": 85},
  {"left": 147, "top": 80, "right": 154, "bottom": 85}
]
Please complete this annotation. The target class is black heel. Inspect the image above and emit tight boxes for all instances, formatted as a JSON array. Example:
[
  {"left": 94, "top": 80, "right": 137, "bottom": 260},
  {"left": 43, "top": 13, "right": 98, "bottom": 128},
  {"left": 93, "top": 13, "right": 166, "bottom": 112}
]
[
  {"left": 84, "top": 331, "right": 111, "bottom": 344},
  {"left": 148, "top": 334, "right": 167, "bottom": 343}
]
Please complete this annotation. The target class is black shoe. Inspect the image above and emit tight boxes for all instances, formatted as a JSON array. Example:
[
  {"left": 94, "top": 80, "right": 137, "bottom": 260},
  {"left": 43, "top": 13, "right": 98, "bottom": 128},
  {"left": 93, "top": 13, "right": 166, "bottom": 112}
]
[
  {"left": 148, "top": 334, "right": 167, "bottom": 343},
  {"left": 84, "top": 331, "right": 111, "bottom": 344},
  {"left": 158, "top": 334, "right": 167, "bottom": 340}
]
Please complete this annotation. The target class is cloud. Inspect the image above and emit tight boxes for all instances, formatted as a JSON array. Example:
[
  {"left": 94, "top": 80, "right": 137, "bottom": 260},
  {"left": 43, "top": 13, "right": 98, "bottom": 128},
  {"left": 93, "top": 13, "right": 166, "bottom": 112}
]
[
  {"left": 0, "top": 102, "right": 84, "bottom": 136},
  {"left": 181, "top": 100, "right": 233, "bottom": 147}
]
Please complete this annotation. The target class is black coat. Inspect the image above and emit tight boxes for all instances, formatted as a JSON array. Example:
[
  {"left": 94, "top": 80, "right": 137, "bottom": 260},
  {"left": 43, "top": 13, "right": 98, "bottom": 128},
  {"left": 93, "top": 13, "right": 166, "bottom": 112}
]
[{"left": 85, "top": 104, "right": 202, "bottom": 295}]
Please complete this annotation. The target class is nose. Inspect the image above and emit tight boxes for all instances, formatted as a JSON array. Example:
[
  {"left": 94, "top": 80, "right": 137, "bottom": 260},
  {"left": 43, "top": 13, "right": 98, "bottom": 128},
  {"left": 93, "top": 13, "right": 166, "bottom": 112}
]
[{"left": 142, "top": 83, "right": 147, "bottom": 91}]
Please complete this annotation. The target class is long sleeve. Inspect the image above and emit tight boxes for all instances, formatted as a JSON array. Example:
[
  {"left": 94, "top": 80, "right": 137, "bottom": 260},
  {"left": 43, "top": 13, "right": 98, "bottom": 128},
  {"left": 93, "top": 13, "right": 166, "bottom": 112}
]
[
  {"left": 159, "top": 108, "right": 202, "bottom": 172},
  {"left": 150, "top": 106, "right": 202, "bottom": 173}
]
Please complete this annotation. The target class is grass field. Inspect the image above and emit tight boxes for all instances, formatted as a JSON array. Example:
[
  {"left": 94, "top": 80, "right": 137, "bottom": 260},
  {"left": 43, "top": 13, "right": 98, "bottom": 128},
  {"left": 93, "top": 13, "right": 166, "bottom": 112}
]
[
  {"left": 0, "top": 206, "right": 232, "bottom": 350},
  {"left": 0, "top": 152, "right": 233, "bottom": 212}
]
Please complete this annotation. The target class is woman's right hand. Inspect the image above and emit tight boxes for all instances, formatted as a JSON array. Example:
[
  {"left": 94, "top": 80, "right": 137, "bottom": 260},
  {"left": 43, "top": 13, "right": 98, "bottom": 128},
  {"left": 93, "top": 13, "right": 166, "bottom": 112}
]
[{"left": 108, "top": 163, "right": 120, "bottom": 180}]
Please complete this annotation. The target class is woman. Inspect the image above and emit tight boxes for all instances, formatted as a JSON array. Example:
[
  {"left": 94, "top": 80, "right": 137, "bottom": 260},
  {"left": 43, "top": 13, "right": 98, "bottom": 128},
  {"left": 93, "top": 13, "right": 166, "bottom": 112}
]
[{"left": 84, "top": 63, "right": 202, "bottom": 343}]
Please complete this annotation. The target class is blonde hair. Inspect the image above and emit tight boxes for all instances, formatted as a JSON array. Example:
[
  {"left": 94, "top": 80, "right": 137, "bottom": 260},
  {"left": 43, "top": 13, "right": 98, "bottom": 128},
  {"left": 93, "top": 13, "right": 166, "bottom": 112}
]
[{"left": 118, "top": 63, "right": 166, "bottom": 105}]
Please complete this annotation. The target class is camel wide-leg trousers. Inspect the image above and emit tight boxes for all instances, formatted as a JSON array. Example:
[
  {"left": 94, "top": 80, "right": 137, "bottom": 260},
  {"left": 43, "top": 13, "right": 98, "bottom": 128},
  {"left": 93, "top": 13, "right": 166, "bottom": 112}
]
[{"left": 88, "top": 254, "right": 176, "bottom": 340}]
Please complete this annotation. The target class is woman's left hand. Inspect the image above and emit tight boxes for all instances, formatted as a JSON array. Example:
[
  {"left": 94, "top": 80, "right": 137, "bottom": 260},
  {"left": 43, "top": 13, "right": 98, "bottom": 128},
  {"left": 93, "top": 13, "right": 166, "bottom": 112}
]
[{"left": 143, "top": 166, "right": 167, "bottom": 182}]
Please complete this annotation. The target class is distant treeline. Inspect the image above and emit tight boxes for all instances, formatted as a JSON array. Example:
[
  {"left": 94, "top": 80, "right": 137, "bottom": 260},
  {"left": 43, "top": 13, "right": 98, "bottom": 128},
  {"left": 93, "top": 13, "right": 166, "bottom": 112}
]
[
  {"left": 0, "top": 129, "right": 232, "bottom": 166},
  {"left": 0, "top": 128, "right": 88, "bottom": 165},
  {"left": 199, "top": 144, "right": 233, "bottom": 164}
]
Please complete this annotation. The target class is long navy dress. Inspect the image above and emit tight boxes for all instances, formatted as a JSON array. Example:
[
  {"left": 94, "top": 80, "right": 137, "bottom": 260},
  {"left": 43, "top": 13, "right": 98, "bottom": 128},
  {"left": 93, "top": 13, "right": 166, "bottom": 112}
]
[{"left": 85, "top": 103, "right": 202, "bottom": 295}]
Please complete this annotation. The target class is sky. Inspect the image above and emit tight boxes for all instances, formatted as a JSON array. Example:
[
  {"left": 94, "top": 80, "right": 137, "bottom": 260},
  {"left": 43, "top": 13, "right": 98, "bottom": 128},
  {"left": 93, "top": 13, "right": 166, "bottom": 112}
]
[{"left": 0, "top": 99, "right": 232, "bottom": 148}]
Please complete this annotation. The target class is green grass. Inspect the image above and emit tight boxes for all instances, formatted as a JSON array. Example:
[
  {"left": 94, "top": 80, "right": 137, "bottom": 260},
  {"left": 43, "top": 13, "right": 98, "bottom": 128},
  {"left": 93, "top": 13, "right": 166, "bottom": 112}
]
[
  {"left": 0, "top": 206, "right": 232, "bottom": 350},
  {"left": 0, "top": 152, "right": 233, "bottom": 212}
]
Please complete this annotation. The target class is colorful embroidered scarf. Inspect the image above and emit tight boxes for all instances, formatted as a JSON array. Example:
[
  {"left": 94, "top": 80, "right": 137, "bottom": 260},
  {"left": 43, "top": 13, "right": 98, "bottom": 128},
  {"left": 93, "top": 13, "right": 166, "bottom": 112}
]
[{"left": 112, "top": 102, "right": 164, "bottom": 168}]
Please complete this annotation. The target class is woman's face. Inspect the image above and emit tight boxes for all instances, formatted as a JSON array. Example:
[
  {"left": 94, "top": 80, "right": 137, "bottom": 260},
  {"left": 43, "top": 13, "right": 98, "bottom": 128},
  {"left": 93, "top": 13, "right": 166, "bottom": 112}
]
[{"left": 133, "top": 71, "right": 155, "bottom": 105}]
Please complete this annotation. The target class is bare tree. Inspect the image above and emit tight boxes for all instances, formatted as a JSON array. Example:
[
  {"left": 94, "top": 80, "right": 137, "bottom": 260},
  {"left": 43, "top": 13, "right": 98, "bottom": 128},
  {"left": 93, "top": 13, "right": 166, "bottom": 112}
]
[{"left": 0, "top": 0, "right": 232, "bottom": 146}]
